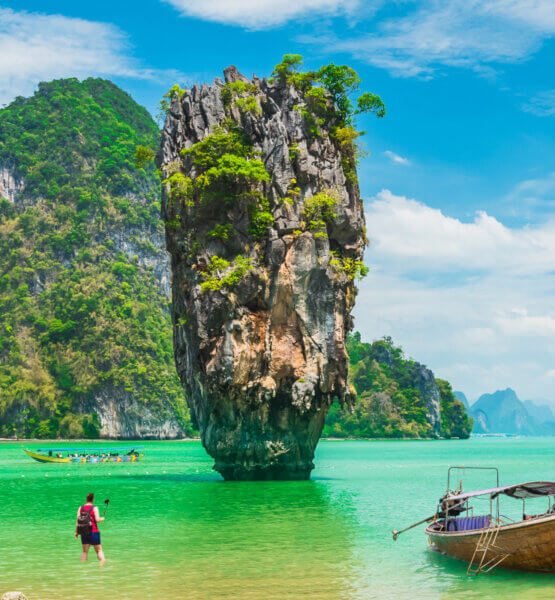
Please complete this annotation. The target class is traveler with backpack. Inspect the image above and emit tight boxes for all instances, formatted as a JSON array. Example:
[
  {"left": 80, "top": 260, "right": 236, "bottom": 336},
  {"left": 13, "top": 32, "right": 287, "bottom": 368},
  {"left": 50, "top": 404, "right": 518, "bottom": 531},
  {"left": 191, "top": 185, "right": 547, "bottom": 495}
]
[{"left": 75, "top": 492, "right": 106, "bottom": 565}]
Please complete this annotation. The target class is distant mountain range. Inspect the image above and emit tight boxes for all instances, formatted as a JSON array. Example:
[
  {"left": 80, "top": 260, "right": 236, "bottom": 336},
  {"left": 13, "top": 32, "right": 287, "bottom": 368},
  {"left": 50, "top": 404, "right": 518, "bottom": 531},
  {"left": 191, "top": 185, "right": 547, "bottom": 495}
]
[
  {"left": 523, "top": 400, "right": 554, "bottom": 425},
  {"left": 454, "top": 388, "right": 555, "bottom": 436},
  {"left": 453, "top": 391, "right": 470, "bottom": 410}
]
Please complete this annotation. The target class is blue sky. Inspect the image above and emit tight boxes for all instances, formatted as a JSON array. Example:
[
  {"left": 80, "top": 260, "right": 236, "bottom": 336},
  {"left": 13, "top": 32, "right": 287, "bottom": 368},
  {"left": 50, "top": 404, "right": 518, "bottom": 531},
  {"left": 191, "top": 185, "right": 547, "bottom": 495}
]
[{"left": 1, "top": 1, "right": 554, "bottom": 402}]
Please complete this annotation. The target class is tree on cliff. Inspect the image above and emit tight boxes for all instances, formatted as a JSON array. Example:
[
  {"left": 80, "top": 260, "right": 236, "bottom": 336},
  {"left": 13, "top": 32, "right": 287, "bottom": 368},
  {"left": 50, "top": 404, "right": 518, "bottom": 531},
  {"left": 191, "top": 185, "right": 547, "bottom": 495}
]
[{"left": 0, "top": 78, "right": 193, "bottom": 438}]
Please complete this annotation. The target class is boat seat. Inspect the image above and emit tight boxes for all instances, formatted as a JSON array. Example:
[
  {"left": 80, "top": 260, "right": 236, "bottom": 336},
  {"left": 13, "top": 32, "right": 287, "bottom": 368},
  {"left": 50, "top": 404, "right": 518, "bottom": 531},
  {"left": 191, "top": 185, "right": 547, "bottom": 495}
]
[{"left": 446, "top": 515, "right": 491, "bottom": 532}]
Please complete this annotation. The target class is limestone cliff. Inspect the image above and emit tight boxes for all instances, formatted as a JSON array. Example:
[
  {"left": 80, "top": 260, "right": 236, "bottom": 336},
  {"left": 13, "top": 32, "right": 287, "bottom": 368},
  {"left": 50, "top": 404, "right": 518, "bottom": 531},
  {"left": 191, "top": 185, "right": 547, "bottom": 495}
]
[
  {"left": 0, "top": 164, "right": 24, "bottom": 204},
  {"left": 413, "top": 364, "right": 442, "bottom": 437},
  {"left": 371, "top": 339, "right": 444, "bottom": 437},
  {"left": 158, "top": 65, "right": 368, "bottom": 479}
]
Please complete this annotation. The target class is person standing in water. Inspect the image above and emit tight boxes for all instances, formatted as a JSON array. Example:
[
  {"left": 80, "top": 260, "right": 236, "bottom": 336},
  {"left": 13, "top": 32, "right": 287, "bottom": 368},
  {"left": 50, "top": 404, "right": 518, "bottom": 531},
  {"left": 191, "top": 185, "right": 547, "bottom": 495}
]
[{"left": 75, "top": 492, "right": 106, "bottom": 565}]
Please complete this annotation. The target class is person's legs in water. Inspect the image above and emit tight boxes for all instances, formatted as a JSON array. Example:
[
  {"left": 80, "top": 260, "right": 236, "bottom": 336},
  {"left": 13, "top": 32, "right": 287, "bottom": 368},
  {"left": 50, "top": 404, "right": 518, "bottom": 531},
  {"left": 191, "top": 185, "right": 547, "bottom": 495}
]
[
  {"left": 93, "top": 544, "right": 106, "bottom": 566},
  {"left": 80, "top": 543, "right": 90, "bottom": 562}
]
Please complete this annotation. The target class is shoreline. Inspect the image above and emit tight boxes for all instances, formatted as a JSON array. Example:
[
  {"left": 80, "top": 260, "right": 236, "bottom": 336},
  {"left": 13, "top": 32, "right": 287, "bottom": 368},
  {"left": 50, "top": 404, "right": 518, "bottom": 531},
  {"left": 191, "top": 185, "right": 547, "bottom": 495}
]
[
  {"left": 0, "top": 436, "right": 474, "bottom": 443},
  {"left": 0, "top": 437, "right": 201, "bottom": 442},
  {"left": 2, "top": 433, "right": 539, "bottom": 443},
  {"left": 1, "top": 435, "right": 537, "bottom": 443}
]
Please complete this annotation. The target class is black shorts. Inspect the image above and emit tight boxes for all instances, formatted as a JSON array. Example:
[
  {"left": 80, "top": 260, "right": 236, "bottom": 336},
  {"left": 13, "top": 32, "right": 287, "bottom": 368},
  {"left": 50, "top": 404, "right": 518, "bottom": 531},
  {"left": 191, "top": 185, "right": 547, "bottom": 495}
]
[{"left": 81, "top": 531, "right": 101, "bottom": 546}]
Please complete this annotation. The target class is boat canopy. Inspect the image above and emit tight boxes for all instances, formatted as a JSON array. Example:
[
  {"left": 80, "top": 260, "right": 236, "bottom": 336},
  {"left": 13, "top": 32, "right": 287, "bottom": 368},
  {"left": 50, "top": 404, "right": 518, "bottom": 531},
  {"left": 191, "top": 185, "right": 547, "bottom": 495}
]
[
  {"left": 36, "top": 446, "right": 143, "bottom": 452},
  {"left": 448, "top": 481, "right": 555, "bottom": 502}
]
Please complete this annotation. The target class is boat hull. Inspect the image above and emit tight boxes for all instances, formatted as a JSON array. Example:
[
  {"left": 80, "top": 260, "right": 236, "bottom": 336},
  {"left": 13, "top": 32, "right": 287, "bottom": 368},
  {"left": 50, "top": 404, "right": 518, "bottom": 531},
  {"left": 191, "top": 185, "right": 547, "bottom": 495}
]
[
  {"left": 25, "top": 449, "right": 71, "bottom": 463},
  {"left": 426, "top": 515, "right": 555, "bottom": 573}
]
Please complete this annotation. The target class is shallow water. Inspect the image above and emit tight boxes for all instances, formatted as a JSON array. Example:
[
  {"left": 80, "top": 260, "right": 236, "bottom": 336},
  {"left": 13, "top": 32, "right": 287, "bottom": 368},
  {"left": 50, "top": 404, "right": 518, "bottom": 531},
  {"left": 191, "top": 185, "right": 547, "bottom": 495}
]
[{"left": 0, "top": 438, "right": 553, "bottom": 599}]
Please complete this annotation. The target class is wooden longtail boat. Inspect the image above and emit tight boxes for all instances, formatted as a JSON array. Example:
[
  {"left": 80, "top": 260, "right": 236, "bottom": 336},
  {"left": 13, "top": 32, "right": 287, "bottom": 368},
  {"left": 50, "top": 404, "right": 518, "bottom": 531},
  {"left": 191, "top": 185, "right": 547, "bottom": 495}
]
[
  {"left": 24, "top": 446, "right": 144, "bottom": 464},
  {"left": 393, "top": 467, "right": 555, "bottom": 574}
]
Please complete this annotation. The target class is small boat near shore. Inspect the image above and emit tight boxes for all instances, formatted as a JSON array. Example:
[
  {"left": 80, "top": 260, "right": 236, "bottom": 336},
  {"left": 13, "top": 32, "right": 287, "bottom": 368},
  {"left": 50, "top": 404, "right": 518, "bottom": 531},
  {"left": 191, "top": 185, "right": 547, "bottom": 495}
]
[
  {"left": 24, "top": 446, "right": 144, "bottom": 464},
  {"left": 393, "top": 467, "right": 554, "bottom": 574}
]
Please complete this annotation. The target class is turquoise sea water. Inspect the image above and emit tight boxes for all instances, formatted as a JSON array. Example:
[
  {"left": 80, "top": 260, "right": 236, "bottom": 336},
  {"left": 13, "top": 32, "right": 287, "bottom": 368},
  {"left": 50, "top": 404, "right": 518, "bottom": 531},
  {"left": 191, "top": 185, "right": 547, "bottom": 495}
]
[{"left": 0, "top": 438, "right": 553, "bottom": 599}]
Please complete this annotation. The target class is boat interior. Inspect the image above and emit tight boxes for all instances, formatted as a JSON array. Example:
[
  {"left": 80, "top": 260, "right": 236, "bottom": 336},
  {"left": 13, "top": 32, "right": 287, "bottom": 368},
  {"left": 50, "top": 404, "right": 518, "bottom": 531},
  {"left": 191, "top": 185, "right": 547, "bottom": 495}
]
[
  {"left": 428, "top": 467, "right": 555, "bottom": 533},
  {"left": 429, "top": 515, "right": 492, "bottom": 532}
]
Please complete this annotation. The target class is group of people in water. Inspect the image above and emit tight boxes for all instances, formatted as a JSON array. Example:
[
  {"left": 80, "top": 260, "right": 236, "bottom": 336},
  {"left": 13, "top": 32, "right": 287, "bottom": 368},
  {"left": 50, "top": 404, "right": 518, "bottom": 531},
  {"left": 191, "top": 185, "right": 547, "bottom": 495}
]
[{"left": 48, "top": 449, "right": 140, "bottom": 459}]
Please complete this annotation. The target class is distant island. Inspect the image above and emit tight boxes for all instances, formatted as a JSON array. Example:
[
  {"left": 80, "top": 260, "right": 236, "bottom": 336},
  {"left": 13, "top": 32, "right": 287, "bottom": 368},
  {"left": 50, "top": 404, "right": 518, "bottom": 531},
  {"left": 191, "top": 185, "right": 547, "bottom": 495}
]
[
  {"left": 322, "top": 333, "right": 472, "bottom": 439},
  {"left": 454, "top": 388, "right": 555, "bottom": 436}
]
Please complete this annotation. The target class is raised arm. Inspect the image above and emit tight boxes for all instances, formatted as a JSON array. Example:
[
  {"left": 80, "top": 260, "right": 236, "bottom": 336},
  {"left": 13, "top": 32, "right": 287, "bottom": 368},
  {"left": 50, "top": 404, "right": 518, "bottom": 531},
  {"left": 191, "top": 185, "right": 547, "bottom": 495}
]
[{"left": 93, "top": 506, "right": 105, "bottom": 523}]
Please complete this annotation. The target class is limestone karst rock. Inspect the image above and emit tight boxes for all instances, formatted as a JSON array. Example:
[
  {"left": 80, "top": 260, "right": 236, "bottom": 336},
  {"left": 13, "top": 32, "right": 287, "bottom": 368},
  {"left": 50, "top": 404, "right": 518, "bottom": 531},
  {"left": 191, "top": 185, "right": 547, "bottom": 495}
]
[{"left": 158, "top": 65, "right": 367, "bottom": 479}]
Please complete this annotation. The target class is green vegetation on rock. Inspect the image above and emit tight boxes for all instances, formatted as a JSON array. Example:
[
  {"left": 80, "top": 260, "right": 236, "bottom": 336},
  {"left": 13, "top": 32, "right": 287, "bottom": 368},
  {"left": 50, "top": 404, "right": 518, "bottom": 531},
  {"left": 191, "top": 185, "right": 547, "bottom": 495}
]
[
  {"left": 272, "top": 54, "right": 385, "bottom": 144},
  {"left": 161, "top": 120, "right": 273, "bottom": 290},
  {"left": 161, "top": 56, "right": 382, "bottom": 290},
  {"left": 200, "top": 255, "right": 254, "bottom": 292},
  {"left": 329, "top": 253, "right": 368, "bottom": 280},
  {"left": 221, "top": 81, "right": 261, "bottom": 115},
  {"left": 174, "top": 125, "right": 269, "bottom": 210},
  {"left": 303, "top": 191, "right": 337, "bottom": 238},
  {"left": 323, "top": 333, "right": 472, "bottom": 439},
  {"left": 157, "top": 84, "right": 187, "bottom": 123},
  {"left": 0, "top": 78, "right": 193, "bottom": 438}
]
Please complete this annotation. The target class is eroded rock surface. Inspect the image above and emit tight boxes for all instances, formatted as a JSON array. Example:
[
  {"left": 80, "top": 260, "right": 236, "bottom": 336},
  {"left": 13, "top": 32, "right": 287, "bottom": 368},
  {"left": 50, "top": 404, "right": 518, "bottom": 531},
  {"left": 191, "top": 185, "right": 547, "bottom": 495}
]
[
  {"left": 83, "top": 387, "right": 184, "bottom": 439},
  {"left": 158, "top": 66, "right": 367, "bottom": 479},
  {"left": 0, "top": 164, "right": 24, "bottom": 204}
]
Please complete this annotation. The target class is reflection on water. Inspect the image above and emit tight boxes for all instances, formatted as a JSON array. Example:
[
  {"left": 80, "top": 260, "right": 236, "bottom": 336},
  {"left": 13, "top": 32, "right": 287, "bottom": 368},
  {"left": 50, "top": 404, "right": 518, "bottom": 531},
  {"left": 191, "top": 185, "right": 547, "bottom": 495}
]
[
  {"left": 0, "top": 438, "right": 553, "bottom": 599},
  {"left": 138, "top": 481, "right": 361, "bottom": 600},
  {"left": 426, "top": 548, "right": 554, "bottom": 600}
]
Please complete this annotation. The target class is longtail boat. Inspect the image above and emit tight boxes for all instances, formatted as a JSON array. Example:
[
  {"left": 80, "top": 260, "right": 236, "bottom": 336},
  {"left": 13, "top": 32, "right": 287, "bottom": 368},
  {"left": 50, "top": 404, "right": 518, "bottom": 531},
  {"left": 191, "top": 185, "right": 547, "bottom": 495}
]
[
  {"left": 393, "top": 467, "right": 554, "bottom": 574},
  {"left": 24, "top": 446, "right": 144, "bottom": 464}
]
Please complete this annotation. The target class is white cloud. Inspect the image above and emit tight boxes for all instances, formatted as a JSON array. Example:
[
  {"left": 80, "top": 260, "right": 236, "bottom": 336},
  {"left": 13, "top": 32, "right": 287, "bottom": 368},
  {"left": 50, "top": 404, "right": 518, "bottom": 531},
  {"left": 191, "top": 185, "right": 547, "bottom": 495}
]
[
  {"left": 366, "top": 190, "right": 555, "bottom": 274},
  {"left": 547, "top": 370, "right": 555, "bottom": 378},
  {"left": 495, "top": 310, "right": 555, "bottom": 337},
  {"left": 501, "top": 172, "right": 555, "bottom": 219},
  {"left": 522, "top": 90, "right": 555, "bottom": 116},
  {"left": 0, "top": 8, "right": 183, "bottom": 105},
  {"left": 505, "top": 172, "right": 555, "bottom": 202},
  {"left": 483, "top": 0, "right": 555, "bottom": 31},
  {"left": 162, "top": 0, "right": 365, "bottom": 29},
  {"left": 304, "top": 0, "right": 555, "bottom": 77},
  {"left": 384, "top": 150, "right": 410, "bottom": 165},
  {"left": 163, "top": 1, "right": 554, "bottom": 78},
  {"left": 353, "top": 189, "right": 555, "bottom": 401}
]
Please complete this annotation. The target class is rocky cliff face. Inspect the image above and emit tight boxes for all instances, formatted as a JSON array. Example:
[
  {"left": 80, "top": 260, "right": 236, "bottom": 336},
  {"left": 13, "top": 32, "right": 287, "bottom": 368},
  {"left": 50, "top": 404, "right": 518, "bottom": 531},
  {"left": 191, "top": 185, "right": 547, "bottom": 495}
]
[
  {"left": 413, "top": 364, "right": 442, "bottom": 437},
  {"left": 0, "top": 164, "right": 24, "bottom": 204},
  {"left": 83, "top": 387, "right": 184, "bottom": 439},
  {"left": 158, "top": 66, "right": 366, "bottom": 479},
  {"left": 360, "top": 338, "right": 443, "bottom": 437}
]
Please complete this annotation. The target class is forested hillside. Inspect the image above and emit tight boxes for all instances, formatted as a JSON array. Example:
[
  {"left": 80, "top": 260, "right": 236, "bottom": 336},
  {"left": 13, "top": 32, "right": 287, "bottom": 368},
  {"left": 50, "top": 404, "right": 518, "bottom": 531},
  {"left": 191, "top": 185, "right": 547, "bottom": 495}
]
[
  {"left": 323, "top": 333, "right": 472, "bottom": 438},
  {"left": 0, "top": 78, "right": 192, "bottom": 438}
]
